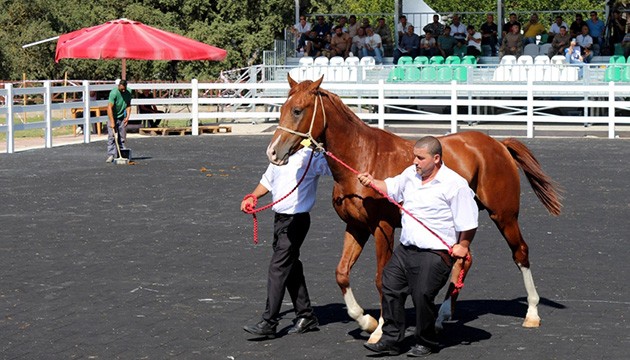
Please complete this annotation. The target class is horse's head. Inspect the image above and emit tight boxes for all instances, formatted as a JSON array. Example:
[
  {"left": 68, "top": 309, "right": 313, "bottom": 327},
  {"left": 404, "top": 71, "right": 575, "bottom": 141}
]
[{"left": 266, "top": 74, "right": 326, "bottom": 165}]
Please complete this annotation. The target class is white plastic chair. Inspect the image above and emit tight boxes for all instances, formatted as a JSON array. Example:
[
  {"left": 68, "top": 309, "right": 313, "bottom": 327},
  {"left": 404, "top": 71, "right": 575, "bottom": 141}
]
[
  {"left": 311, "top": 56, "right": 329, "bottom": 80},
  {"left": 328, "top": 56, "right": 346, "bottom": 81},
  {"left": 297, "top": 56, "right": 315, "bottom": 80},
  {"left": 359, "top": 56, "right": 376, "bottom": 81},
  {"left": 345, "top": 56, "right": 360, "bottom": 82},
  {"left": 513, "top": 55, "right": 534, "bottom": 81},
  {"left": 549, "top": 55, "right": 567, "bottom": 81},
  {"left": 534, "top": 55, "right": 551, "bottom": 81},
  {"left": 493, "top": 55, "right": 516, "bottom": 81},
  {"left": 523, "top": 44, "right": 539, "bottom": 58}
]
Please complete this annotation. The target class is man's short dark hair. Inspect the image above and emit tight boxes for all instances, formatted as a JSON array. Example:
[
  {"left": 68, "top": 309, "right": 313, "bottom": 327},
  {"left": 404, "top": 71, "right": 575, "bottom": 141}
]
[
  {"left": 415, "top": 136, "right": 442, "bottom": 157},
  {"left": 119, "top": 79, "right": 128, "bottom": 87}
]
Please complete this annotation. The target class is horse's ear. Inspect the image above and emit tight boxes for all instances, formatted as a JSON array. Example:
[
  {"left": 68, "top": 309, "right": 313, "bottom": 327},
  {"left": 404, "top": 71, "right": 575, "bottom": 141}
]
[
  {"left": 308, "top": 75, "right": 324, "bottom": 92},
  {"left": 287, "top": 74, "right": 298, "bottom": 88}
]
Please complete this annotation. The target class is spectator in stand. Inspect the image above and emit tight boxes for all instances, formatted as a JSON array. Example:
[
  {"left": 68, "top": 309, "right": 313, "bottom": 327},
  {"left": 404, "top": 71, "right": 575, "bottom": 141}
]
[
  {"left": 362, "top": 18, "right": 371, "bottom": 29},
  {"left": 375, "top": 17, "right": 393, "bottom": 55},
  {"left": 437, "top": 26, "right": 457, "bottom": 57},
  {"left": 393, "top": 25, "right": 419, "bottom": 64},
  {"left": 466, "top": 25, "right": 482, "bottom": 58},
  {"left": 313, "top": 15, "right": 331, "bottom": 38},
  {"left": 453, "top": 38, "right": 467, "bottom": 58},
  {"left": 548, "top": 26, "right": 571, "bottom": 57},
  {"left": 292, "top": 16, "right": 312, "bottom": 53},
  {"left": 548, "top": 15, "right": 568, "bottom": 44},
  {"left": 136, "top": 89, "right": 163, "bottom": 128},
  {"left": 330, "top": 25, "right": 352, "bottom": 58},
  {"left": 450, "top": 14, "right": 467, "bottom": 42},
  {"left": 480, "top": 13, "right": 498, "bottom": 56},
  {"left": 522, "top": 13, "right": 546, "bottom": 45},
  {"left": 502, "top": 13, "right": 521, "bottom": 39},
  {"left": 304, "top": 30, "right": 326, "bottom": 57},
  {"left": 586, "top": 11, "right": 605, "bottom": 54},
  {"left": 397, "top": 15, "right": 413, "bottom": 43},
  {"left": 335, "top": 16, "right": 349, "bottom": 34},
  {"left": 320, "top": 33, "right": 334, "bottom": 58},
  {"left": 499, "top": 23, "right": 524, "bottom": 59},
  {"left": 423, "top": 14, "right": 445, "bottom": 39},
  {"left": 363, "top": 26, "right": 384, "bottom": 65},
  {"left": 347, "top": 15, "right": 360, "bottom": 38},
  {"left": 419, "top": 30, "right": 437, "bottom": 57},
  {"left": 351, "top": 27, "right": 366, "bottom": 58},
  {"left": 622, "top": 31, "right": 630, "bottom": 58},
  {"left": 570, "top": 13, "right": 586, "bottom": 39},
  {"left": 565, "top": 39, "right": 587, "bottom": 78},
  {"left": 609, "top": 10, "right": 627, "bottom": 47},
  {"left": 576, "top": 25, "right": 594, "bottom": 62}
]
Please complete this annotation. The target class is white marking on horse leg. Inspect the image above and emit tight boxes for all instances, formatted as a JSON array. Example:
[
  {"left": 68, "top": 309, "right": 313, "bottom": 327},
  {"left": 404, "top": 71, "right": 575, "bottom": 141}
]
[
  {"left": 343, "top": 287, "right": 378, "bottom": 333},
  {"left": 436, "top": 298, "right": 452, "bottom": 332},
  {"left": 519, "top": 265, "right": 541, "bottom": 327},
  {"left": 366, "top": 317, "right": 384, "bottom": 344},
  {"left": 266, "top": 136, "right": 281, "bottom": 163}
]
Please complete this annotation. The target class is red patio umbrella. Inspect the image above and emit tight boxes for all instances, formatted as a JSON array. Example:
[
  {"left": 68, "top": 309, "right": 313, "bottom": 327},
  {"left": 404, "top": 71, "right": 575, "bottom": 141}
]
[{"left": 55, "top": 18, "right": 227, "bottom": 78}]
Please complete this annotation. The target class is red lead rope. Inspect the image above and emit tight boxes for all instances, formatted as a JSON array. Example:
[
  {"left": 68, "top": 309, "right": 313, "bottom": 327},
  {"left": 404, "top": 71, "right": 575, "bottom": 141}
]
[
  {"left": 324, "top": 150, "right": 469, "bottom": 295},
  {"left": 242, "top": 151, "right": 314, "bottom": 244}
]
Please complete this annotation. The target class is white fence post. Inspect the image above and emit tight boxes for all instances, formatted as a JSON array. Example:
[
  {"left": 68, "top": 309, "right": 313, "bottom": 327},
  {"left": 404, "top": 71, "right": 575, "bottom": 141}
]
[
  {"left": 608, "top": 82, "right": 616, "bottom": 139},
  {"left": 44, "top": 80, "right": 52, "bottom": 148},
  {"left": 527, "top": 78, "right": 534, "bottom": 138},
  {"left": 377, "top": 80, "right": 384, "bottom": 129},
  {"left": 451, "top": 80, "right": 458, "bottom": 134},
  {"left": 5, "top": 84, "right": 14, "bottom": 154},
  {"left": 191, "top": 79, "right": 199, "bottom": 135},
  {"left": 83, "top": 81, "right": 91, "bottom": 143}
]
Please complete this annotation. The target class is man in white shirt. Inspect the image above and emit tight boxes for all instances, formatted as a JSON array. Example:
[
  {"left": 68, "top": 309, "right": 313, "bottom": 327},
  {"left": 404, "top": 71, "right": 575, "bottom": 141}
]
[
  {"left": 576, "top": 25, "right": 594, "bottom": 63},
  {"left": 358, "top": 136, "right": 478, "bottom": 357},
  {"left": 450, "top": 14, "right": 467, "bottom": 42},
  {"left": 242, "top": 147, "right": 331, "bottom": 338},
  {"left": 466, "top": 25, "right": 482, "bottom": 57},
  {"left": 548, "top": 15, "right": 568, "bottom": 43},
  {"left": 362, "top": 26, "right": 384, "bottom": 64}
]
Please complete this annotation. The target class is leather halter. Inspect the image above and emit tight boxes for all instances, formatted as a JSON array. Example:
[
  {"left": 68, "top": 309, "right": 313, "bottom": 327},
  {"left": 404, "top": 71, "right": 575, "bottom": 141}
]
[{"left": 276, "top": 92, "right": 326, "bottom": 151}]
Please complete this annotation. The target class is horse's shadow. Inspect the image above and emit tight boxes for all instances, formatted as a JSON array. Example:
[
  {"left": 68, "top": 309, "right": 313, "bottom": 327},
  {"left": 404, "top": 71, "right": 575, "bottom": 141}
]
[{"left": 305, "top": 297, "right": 565, "bottom": 350}]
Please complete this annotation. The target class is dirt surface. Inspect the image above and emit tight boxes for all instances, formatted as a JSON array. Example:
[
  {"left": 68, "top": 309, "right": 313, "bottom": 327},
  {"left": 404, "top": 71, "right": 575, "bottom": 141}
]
[{"left": 0, "top": 135, "right": 628, "bottom": 359}]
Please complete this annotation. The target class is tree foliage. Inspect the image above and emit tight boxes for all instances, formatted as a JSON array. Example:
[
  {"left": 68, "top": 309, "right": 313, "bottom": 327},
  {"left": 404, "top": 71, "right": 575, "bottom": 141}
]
[{"left": 0, "top": 0, "right": 608, "bottom": 81}]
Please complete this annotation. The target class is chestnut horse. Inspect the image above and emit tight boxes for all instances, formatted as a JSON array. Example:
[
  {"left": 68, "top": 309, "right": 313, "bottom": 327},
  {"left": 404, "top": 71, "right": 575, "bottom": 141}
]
[{"left": 266, "top": 76, "right": 562, "bottom": 343}]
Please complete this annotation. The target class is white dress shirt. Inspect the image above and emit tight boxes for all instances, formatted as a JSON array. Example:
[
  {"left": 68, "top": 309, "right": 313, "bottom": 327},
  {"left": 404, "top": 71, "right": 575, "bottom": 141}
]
[
  {"left": 260, "top": 148, "right": 331, "bottom": 214},
  {"left": 384, "top": 163, "right": 478, "bottom": 250}
]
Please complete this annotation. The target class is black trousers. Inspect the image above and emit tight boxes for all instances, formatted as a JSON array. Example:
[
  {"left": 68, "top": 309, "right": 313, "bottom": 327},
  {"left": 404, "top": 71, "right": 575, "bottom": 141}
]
[
  {"left": 262, "top": 212, "right": 313, "bottom": 324},
  {"left": 380, "top": 244, "right": 452, "bottom": 347}
]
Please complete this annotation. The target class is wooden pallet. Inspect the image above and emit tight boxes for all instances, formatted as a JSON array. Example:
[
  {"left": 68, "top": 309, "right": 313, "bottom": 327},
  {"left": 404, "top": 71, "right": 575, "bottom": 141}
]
[{"left": 139, "top": 125, "right": 232, "bottom": 136}]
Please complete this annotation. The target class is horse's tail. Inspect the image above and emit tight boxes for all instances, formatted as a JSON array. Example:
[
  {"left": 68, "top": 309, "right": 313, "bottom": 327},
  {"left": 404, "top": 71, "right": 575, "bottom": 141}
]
[{"left": 502, "top": 138, "right": 563, "bottom": 216}]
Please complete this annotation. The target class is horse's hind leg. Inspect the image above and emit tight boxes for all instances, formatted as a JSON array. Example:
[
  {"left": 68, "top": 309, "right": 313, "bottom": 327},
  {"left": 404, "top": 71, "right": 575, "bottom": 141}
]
[
  {"left": 336, "top": 226, "right": 378, "bottom": 334},
  {"left": 493, "top": 215, "right": 541, "bottom": 328}
]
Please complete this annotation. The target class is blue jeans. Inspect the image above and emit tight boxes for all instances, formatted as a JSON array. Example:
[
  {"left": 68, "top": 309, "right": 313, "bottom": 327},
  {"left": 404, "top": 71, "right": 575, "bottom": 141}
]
[
  {"left": 362, "top": 47, "right": 383, "bottom": 64},
  {"left": 107, "top": 118, "right": 127, "bottom": 156}
]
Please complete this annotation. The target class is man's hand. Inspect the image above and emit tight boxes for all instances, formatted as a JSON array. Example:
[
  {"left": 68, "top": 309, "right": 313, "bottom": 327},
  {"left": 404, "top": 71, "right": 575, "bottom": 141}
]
[
  {"left": 451, "top": 243, "right": 469, "bottom": 259},
  {"left": 357, "top": 172, "right": 373, "bottom": 186},
  {"left": 240, "top": 196, "right": 256, "bottom": 213}
]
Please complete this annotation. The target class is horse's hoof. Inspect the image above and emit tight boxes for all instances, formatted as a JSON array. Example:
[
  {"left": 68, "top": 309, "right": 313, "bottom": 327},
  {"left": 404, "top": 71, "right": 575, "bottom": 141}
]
[
  {"left": 358, "top": 314, "right": 378, "bottom": 333},
  {"left": 435, "top": 302, "right": 452, "bottom": 332},
  {"left": 366, "top": 329, "right": 382, "bottom": 344},
  {"left": 522, "top": 317, "right": 541, "bottom": 328}
]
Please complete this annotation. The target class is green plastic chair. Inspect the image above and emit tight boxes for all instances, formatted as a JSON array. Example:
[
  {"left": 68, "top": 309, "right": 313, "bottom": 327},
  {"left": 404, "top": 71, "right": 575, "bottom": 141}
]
[
  {"left": 462, "top": 55, "right": 477, "bottom": 64},
  {"left": 437, "top": 66, "right": 452, "bottom": 82},
  {"left": 430, "top": 56, "right": 445, "bottom": 64},
  {"left": 387, "top": 67, "right": 405, "bottom": 82},
  {"left": 445, "top": 56, "right": 461, "bottom": 65},
  {"left": 404, "top": 67, "right": 422, "bottom": 82},
  {"left": 453, "top": 66, "right": 468, "bottom": 82},
  {"left": 413, "top": 56, "right": 429, "bottom": 65},
  {"left": 622, "top": 66, "right": 630, "bottom": 82},
  {"left": 399, "top": 56, "right": 413, "bottom": 65},
  {"left": 420, "top": 66, "right": 438, "bottom": 81},
  {"left": 614, "top": 55, "right": 626, "bottom": 64},
  {"left": 604, "top": 66, "right": 621, "bottom": 82}
]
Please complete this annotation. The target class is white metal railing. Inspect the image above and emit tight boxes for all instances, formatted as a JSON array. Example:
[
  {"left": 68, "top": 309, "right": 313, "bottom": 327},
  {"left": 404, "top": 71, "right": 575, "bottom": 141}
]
[{"left": 2, "top": 77, "right": 630, "bottom": 153}]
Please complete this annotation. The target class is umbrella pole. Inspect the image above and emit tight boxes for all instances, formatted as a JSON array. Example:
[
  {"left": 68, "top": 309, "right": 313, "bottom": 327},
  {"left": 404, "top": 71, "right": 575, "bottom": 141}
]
[{"left": 122, "top": 59, "right": 127, "bottom": 80}]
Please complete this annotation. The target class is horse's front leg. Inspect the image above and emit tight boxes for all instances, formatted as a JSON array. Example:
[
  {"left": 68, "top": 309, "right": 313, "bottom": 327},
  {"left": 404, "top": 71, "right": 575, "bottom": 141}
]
[
  {"left": 436, "top": 254, "right": 474, "bottom": 331},
  {"left": 335, "top": 226, "right": 377, "bottom": 333}
]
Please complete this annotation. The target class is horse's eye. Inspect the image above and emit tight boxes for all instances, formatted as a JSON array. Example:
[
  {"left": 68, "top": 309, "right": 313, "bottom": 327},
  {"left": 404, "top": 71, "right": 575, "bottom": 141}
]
[{"left": 292, "top": 108, "right": 302, "bottom": 117}]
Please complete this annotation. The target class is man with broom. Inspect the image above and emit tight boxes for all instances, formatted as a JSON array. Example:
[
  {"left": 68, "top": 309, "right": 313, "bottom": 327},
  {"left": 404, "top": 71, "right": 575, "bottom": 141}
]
[{"left": 106, "top": 80, "right": 132, "bottom": 163}]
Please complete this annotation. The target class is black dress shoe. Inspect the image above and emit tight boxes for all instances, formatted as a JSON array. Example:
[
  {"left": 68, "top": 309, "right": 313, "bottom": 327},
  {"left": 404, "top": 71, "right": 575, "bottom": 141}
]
[
  {"left": 364, "top": 341, "right": 401, "bottom": 355},
  {"left": 243, "top": 320, "right": 277, "bottom": 338},
  {"left": 407, "top": 344, "right": 432, "bottom": 357},
  {"left": 288, "top": 316, "right": 319, "bottom": 334}
]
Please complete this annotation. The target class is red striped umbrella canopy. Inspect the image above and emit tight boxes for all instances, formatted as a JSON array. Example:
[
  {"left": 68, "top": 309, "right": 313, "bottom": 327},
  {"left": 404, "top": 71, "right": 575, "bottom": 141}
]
[{"left": 55, "top": 18, "right": 227, "bottom": 77}]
